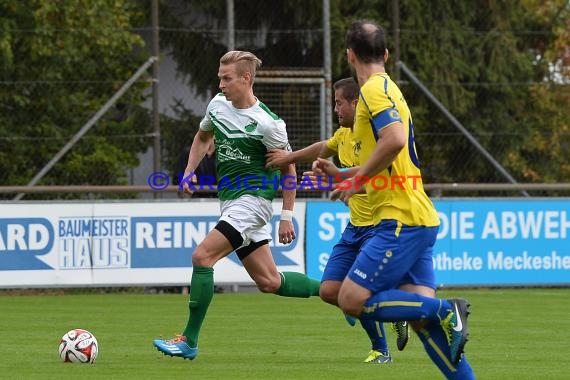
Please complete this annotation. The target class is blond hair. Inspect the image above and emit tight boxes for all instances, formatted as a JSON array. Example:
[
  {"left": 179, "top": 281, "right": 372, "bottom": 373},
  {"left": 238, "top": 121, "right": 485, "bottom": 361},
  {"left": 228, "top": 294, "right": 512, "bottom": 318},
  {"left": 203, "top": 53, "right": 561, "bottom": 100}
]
[{"left": 220, "top": 51, "right": 262, "bottom": 82}]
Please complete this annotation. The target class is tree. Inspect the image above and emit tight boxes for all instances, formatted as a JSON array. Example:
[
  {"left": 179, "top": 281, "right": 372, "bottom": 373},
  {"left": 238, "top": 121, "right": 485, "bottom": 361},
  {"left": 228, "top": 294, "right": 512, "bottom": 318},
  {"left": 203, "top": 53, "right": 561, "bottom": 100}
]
[
  {"left": 381, "top": 0, "right": 569, "bottom": 188},
  {"left": 154, "top": 0, "right": 568, "bottom": 191},
  {"left": 512, "top": 0, "right": 570, "bottom": 185},
  {"left": 0, "top": 0, "right": 151, "bottom": 199}
]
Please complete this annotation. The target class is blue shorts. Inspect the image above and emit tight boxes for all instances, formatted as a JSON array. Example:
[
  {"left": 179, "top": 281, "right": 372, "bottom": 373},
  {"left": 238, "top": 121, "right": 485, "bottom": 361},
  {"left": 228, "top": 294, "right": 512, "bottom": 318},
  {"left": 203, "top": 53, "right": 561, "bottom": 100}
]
[
  {"left": 321, "top": 223, "right": 377, "bottom": 282},
  {"left": 347, "top": 219, "right": 439, "bottom": 293}
]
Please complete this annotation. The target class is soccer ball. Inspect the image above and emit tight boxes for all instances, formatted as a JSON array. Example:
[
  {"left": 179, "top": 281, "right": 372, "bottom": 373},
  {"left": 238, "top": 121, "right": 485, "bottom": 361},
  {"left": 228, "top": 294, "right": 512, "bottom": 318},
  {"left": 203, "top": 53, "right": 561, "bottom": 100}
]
[{"left": 58, "top": 328, "right": 99, "bottom": 363}]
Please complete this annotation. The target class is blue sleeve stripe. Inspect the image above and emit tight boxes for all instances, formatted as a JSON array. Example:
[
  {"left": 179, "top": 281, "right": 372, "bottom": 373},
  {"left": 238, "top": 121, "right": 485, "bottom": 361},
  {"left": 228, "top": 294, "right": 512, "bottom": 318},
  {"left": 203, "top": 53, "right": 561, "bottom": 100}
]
[
  {"left": 383, "top": 78, "right": 397, "bottom": 108},
  {"left": 369, "top": 120, "right": 378, "bottom": 141},
  {"left": 408, "top": 120, "right": 421, "bottom": 168}
]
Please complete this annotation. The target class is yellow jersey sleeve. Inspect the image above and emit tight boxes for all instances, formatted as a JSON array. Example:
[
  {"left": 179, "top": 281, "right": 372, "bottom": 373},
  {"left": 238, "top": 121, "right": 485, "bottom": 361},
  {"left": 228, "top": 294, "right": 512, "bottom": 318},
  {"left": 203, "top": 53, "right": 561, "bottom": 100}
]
[
  {"left": 359, "top": 81, "right": 404, "bottom": 139},
  {"left": 325, "top": 128, "right": 344, "bottom": 152}
]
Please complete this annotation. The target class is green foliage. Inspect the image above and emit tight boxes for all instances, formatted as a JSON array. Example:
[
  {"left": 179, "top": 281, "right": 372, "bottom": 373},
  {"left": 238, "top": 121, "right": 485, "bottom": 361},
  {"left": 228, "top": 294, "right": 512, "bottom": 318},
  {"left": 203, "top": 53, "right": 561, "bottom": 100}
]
[
  {"left": 341, "top": 0, "right": 568, "bottom": 185},
  {"left": 514, "top": 0, "right": 570, "bottom": 184},
  {"left": 330, "top": 0, "right": 391, "bottom": 78},
  {"left": 394, "top": 0, "right": 569, "bottom": 184},
  {"left": 0, "top": 0, "right": 151, "bottom": 198},
  {"left": 157, "top": 0, "right": 569, "bottom": 187},
  {"left": 3, "top": 0, "right": 567, "bottom": 197}
]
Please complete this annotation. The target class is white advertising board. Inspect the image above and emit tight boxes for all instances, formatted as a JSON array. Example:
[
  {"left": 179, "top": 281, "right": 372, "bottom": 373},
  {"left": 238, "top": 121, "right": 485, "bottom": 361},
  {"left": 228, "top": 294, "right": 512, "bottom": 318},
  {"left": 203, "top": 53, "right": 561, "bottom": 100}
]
[{"left": 0, "top": 201, "right": 306, "bottom": 287}]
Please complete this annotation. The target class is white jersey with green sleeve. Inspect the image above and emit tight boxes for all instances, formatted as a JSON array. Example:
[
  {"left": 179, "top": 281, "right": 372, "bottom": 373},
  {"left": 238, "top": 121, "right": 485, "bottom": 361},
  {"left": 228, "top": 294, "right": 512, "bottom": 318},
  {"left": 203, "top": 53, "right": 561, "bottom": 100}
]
[{"left": 199, "top": 93, "right": 290, "bottom": 201}]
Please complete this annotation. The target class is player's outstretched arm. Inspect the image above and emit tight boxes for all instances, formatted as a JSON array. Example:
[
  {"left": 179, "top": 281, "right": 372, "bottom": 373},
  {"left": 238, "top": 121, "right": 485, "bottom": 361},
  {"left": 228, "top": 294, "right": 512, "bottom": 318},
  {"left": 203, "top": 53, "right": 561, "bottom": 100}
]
[
  {"left": 182, "top": 129, "right": 214, "bottom": 196},
  {"left": 266, "top": 141, "right": 335, "bottom": 168},
  {"left": 331, "top": 123, "right": 405, "bottom": 204},
  {"left": 278, "top": 162, "right": 296, "bottom": 245},
  {"left": 311, "top": 157, "right": 360, "bottom": 177}
]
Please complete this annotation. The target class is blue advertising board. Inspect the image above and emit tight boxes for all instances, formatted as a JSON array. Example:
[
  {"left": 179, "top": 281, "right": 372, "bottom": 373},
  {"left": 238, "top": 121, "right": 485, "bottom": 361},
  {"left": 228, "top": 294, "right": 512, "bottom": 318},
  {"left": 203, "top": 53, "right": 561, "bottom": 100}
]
[{"left": 305, "top": 199, "right": 570, "bottom": 286}]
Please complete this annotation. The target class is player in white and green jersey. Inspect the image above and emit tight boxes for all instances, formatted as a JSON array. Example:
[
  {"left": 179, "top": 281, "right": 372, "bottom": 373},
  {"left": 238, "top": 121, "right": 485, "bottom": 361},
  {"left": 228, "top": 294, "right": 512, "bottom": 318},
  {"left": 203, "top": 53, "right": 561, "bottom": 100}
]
[{"left": 153, "top": 51, "right": 321, "bottom": 361}]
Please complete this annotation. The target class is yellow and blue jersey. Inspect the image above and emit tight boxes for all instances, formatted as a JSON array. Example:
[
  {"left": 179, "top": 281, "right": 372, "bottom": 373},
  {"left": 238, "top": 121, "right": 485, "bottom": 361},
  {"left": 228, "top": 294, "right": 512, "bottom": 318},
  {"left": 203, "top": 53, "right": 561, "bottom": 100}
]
[
  {"left": 326, "top": 127, "right": 372, "bottom": 226},
  {"left": 353, "top": 73, "right": 439, "bottom": 227}
]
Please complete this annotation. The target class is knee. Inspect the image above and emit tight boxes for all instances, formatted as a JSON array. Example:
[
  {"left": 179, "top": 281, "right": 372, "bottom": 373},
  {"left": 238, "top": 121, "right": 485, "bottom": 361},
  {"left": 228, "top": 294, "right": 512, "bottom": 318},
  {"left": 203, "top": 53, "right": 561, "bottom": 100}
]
[
  {"left": 255, "top": 275, "right": 281, "bottom": 294},
  {"left": 339, "top": 303, "right": 361, "bottom": 317},
  {"left": 192, "top": 246, "right": 214, "bottom": 267},
  {"left": 319, "top": 289, "right": 337, "bottom": 306},
  {"left": 319, "top": 282, "right": 340, "bottom": 306},
  {"left": 337, "top": 294, "right": 362, "bottom": 317}
]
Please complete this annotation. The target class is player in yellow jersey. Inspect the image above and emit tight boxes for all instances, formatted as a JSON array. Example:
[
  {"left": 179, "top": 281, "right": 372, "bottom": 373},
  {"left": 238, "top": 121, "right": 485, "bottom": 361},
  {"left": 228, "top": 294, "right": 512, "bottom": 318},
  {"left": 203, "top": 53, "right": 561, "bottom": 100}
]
[
  {"left": 266, "top": 78, "right": 409, "bottom": 363},
  {"left": 313, "top": 21, "right": 475, "bottom": 379}
]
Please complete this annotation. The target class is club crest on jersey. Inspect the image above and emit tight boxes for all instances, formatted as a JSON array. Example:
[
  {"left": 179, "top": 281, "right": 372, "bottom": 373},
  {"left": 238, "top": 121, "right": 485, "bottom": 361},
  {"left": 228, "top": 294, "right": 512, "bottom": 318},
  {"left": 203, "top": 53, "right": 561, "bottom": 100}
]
[
  {"left": 353, "top": 140, "right": 362, "bottom": 157},
  {"left": 244, "top": 119, "right": 258, "bottom": 132}
]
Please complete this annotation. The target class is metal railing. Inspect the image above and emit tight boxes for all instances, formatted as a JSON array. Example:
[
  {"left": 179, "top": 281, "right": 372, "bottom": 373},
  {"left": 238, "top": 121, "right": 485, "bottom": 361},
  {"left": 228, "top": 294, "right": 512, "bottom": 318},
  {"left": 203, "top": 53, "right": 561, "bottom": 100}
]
[{"left": 2, "top": 183, "right": 570, "bottom": 196}]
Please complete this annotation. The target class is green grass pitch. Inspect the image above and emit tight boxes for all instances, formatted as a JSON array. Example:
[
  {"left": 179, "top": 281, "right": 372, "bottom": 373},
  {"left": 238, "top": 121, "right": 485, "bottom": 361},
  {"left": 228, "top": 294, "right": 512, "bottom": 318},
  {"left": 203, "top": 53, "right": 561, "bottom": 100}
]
[{"left": 1, "top": 288, "right": 569, "bottom": 379}]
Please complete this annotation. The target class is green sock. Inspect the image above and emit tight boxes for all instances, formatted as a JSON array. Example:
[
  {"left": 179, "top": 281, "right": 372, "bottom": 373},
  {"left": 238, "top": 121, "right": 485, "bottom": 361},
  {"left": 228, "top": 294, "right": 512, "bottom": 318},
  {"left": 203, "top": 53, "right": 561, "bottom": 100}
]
[
  {"left": 182, "top": 266, "right": 214, "bottom": 347},
  {"left": 275, "top": 271, "right": 320, "bottom": 298}
]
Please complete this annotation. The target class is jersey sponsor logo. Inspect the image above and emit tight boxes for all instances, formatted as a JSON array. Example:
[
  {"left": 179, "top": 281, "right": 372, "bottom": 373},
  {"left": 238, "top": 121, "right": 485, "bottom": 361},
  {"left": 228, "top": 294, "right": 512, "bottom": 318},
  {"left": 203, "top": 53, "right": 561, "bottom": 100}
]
[{"left": 217, "top": 141, "right": 251, "bottom": 163}]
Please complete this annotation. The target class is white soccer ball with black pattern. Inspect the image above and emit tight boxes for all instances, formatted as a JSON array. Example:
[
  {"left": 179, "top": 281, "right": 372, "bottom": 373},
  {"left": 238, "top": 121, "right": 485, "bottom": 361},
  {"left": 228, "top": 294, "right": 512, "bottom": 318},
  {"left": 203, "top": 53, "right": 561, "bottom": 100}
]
[{"left": 58, "top": 328, "right": 99, "bottom": 363}]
